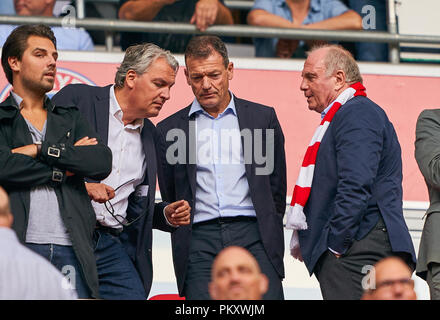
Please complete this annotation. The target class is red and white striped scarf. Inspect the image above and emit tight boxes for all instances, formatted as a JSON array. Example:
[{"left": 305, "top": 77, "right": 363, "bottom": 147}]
[{"left": 286, "top": 82, "right": 367, "bottom": 260}]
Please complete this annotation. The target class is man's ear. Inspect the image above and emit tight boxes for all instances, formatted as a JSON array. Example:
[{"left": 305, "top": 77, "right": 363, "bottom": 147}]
[
  {"left": 184, "top": 68, "right": 191, "bottom": 86},
  {"left": 259, "top": 273, "right": 269, "bottom": 296},
  {"left": 0, "top": 212, "right": 13, "bottom": 228},
  {"left": 124, "top": 70, "right": 137, "bottom": 89},
  {"left": 334, "top": 69, "right": 346, "bottom": 90},
  {"left": 8, "top": 56, "right": 20, "bottom": 72},
  {"left": 227, "top": 62, "right": 234, "bottom": 81},
  {"left": 208, "top": 282, "right": 218, "bottom": 300},
  {"left": 361, "top": 291, "right": 373, "bottom": 300}
]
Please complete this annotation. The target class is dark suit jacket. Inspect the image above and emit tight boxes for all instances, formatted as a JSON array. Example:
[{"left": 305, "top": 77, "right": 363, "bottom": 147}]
[
  {"left": 415, "top": 109, "right": 440, "bottom": 279},
  {"left": 52, "top": 84, "right": 173, "bottom": 297},
  {"left": 298, "top": 95, "right": 416, "bottom": 275},
  {"left": 156, "top": 96, "right": 287, "bottom": 295}
]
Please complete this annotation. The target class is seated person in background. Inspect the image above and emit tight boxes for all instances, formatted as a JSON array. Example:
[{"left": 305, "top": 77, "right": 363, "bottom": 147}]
[
  {"left": 362, "top": 256, "right": 417, "bottom": 300},
  {"left": 0, "top": 0, "right": 94, "bottom": 50},
  {"left": 209, "top": 246, "right": 269, "bottom": 300},
  {"left": 347, "top": 0, "right": 389, "bottom": 62},
  {"left": 118, "top": 0, "right": 233, "bottom": 52},
  {"left": 247, "top": 0, "right": 362, "bottom": 58},
  {"left": 0, "top": 0, "right": 14, "bottom": 15}
]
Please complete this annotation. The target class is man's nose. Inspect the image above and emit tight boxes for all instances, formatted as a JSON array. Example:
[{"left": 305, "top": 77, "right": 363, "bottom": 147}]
[
  {"left": 202, "top": 76, "right": 211, "bottom": 89},
  {"left": 160, "top": 87, "right": 171, "bottom": 100},
  {"left": 300, "top": 78, "right": 308, "bottom": 91},
  {"left": 47, "top": 55, "right": 56, "bottom": 67}
]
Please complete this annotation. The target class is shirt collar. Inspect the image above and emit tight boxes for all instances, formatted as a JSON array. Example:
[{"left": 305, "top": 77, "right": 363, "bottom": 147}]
[
  {"left": 277, "top": 0, "right": 287, "bottom": 7},
  {"left": 278, "top": 0, "right": 321, "bottom": 12},
  {"left": 11, "top": 91, "right": 23, "bottom": 108},
  {"left": 321, "top": 103, "right": 332, "bottom": 119},
  {"left": 188, "top": 91, "right": 236, "bottom": 118},
  {"left": 310, "top": 0, "right": 322, "bottom": 13},
  {"left": 109, "top": 85, "right": 144, "bottom": 131},
  {"left": 11, "top": 91, "right": 52, "bottom": 111}
]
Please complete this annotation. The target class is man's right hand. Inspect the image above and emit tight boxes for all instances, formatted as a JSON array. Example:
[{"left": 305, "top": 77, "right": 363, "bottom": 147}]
[{"left": 85, "top": 183, "right": 115, "bottom": 203}]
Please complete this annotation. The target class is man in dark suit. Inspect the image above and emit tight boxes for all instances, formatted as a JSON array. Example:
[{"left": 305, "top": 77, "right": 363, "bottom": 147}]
[
  {"left": 156, "top": 35, "right": 287, "bottom": 300},
  {"left": 289, "top": 44, "right": 416, "bottom": 299},
  {"left": 52, "top": 43, "right": 191, "bottom": 299},
  {"left": 414, "top": 109, "right": 440, "bottom": 300}
]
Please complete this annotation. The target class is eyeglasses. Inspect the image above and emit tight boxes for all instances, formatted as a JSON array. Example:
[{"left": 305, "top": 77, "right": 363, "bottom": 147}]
[
  {"left": 374, "top": 278, "right": 414, "bottom": 291},
  {"left": 104, "top": 179, "right": 147, "bottom": 227}
]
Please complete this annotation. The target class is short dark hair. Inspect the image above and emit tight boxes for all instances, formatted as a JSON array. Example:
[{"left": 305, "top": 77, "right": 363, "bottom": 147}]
[
  {"left": 184, "top": 35, "right": 229, "bottom": 68},
  {"left": 1, "top": 24, "right": 57, "bottom": 85}
]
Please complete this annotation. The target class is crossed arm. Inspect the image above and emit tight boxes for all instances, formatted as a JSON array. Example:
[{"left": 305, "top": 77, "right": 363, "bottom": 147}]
[
  {"left": 247, "top": 9, "right": 362, "bottom": 57},
  {"left": 119, "top": 0, "right": 233, "bottom": 31}
]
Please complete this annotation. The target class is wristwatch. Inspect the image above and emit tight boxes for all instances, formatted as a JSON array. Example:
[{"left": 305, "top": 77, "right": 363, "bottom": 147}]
[{"left": 34, "top": 141, "right": 42, "bottom": 157}]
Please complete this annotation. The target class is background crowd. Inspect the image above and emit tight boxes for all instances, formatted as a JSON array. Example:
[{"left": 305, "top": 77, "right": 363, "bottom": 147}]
[{"left": 0, "top": 0, "right": 390, "bottom": 62}]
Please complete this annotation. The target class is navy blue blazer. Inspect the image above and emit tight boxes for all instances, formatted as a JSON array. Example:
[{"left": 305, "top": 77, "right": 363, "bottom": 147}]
[
  {"left": 156, "top": 96, "right": 287, "bottom": 296},
  {"left": 52, "top": 84, "right": 172, "bottom": 297},
  {"left": 298, "top": 95, "right": 416, "bottom": 275}
]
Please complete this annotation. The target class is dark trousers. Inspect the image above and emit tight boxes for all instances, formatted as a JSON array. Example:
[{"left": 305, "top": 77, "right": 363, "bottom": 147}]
[
  {"left": 183, "top": 217, "right": 284, "bottom": 300},
  {"left": 26, "top": 243, "right": 90, "bottom": 299},
  {"left": 94, "top": 229, "right": 146, "bottom": 300},
  {"left": 426, "top": 262, "right": 440, "bottom": 300},
  {"left": 314, "top": 218, "right": 399, "bottom": 300}
]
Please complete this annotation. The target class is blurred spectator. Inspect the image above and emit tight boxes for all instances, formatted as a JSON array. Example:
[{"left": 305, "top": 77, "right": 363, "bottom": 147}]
[
  {"left": 0, "top": 0, "right": 14, "bottom": 15},
  {"left": 348, "top": 0, "right": 388, "bottom": 62},
  {"left": 0, "top": 187, "right": 78, "bottom": 300},
  {"left": 118, "top": 0, "right": 233, "bottom": 52},
  {"left": 247, "top": 0, "right": 362, "bottom": 58},
  {"left": 362, "top": 256, "right": 417, "bottom": 300},
  {"left": 0, "top": 0, "right": 94, "bottom": 50},
  {"left": 414, "top": 109, "right": 440, "bottom": 300},
  {"left": 209, "top": 246, "right": 269, "bottom": 300}
]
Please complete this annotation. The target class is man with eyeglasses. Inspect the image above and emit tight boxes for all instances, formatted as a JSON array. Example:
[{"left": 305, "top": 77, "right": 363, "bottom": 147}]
[
  {"left": 362, "top": 256, "right": 417, "bottom": 300},
  {"left": 52, "top": 43, "right": 191, "bottom": 300}
]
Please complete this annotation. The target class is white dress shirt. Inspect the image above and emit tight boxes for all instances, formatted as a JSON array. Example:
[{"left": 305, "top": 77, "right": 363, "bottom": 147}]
[{"left": 92, "top": 85, "right": 146, "bottom": 229}]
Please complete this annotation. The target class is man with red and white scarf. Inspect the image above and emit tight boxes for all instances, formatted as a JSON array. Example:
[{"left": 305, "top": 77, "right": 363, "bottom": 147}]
[{"left": 286, "top": 44, "right": 416, "bottom": 299}]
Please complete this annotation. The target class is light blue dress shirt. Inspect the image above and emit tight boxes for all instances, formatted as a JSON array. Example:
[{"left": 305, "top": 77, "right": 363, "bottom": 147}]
[
  {"left": 252, "top": 0, "right": 348, "bottom": 57},
  {"left": 0, "top": 227, "right": 78, "bottom": 299},
  {"left": 0, "top": 25, "right": 94, "bottom": 51},
  {"left": 189, "top": 93, "right": 257, "bottom": 224},
  {"left": 0, "top": 0, "right": 14, "bottom": 15}
]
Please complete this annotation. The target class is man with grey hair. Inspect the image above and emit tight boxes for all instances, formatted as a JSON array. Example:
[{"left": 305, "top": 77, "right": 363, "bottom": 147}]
[
  {"left": 52, "top": 43, "right": 191, "bottom": 299},
  {"left": 286, "top": 44, "right": 415, "bottom": 299}
]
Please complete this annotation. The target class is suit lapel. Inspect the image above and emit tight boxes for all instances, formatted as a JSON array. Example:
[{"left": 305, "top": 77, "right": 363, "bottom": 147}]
[
  {"left": 235, "top": 97, "right": 254, "bottom": 183},
  {"left": 141, "top": 122, "right": 155, "bottom": 189},
  {"left": 94, "top": 86, "right": 111, "bottom": 145},
  {"left": 181, "top": 112, "right": 197, "bottom": 198}
]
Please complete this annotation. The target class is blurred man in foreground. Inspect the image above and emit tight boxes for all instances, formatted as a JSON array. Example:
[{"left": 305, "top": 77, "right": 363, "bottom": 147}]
[
  {"left": 209, "top": 246, "right": 268, "bottom": 300},
  {"left": 362, "top": 256, "right": 417, "bottom": 300}
]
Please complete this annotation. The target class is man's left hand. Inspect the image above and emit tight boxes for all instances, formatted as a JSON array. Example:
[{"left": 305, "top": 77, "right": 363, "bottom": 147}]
[{"left": 165, "top": 200, "right": 191, "bottom": 226}]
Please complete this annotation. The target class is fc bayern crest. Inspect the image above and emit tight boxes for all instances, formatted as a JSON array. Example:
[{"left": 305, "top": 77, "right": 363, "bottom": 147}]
[{"left": 0, "top": 67, "right": 96, "bottom": 101}]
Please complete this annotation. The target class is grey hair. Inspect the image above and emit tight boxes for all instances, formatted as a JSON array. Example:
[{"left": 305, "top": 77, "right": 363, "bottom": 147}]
[
  {"left": 307, "top": 44, "right": 363, "bottom": 84},
  {"left": 114, "top": 43, "right": 179, "bottom": 88}
]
